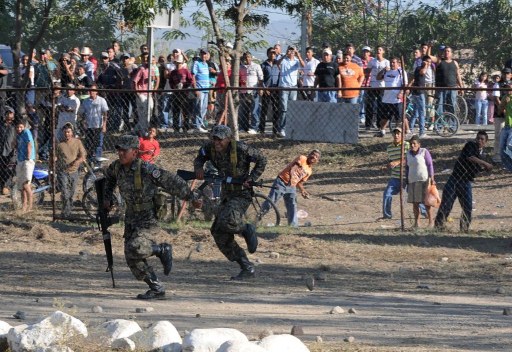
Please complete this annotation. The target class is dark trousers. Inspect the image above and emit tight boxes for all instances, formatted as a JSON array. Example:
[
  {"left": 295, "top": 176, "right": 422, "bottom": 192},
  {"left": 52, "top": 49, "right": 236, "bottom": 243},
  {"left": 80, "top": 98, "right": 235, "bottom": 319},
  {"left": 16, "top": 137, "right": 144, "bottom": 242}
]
[
  {"left": 259, "top": 91, "right": 280, "bottom": 133},
  {"left": 364, "top": 89, "right": 383, "bottom": 128},
  {"left": 435, "top": 175, "right": 473, "bottom": 231},
  {"left": 210, "top": 191, "right": 252, "bottom": 262},
  {"left": 57, "top": 170, "right": 79, "bottom": 216}
]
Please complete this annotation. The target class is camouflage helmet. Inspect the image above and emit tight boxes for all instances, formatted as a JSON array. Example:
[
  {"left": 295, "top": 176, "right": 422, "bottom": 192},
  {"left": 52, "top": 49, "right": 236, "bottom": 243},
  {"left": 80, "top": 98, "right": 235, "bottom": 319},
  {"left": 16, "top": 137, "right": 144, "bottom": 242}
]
[
  {"left": 211, "top": 125, "right": 232, "bottom": 139},
  {"left": 115, "top": 134, "right": 140, "bottom": 150}
]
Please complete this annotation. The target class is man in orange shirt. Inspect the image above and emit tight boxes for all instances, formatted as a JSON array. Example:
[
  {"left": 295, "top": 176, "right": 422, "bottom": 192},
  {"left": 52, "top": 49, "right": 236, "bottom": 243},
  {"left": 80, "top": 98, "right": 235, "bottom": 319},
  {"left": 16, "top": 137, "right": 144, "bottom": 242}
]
[
  {"left": 337, "top": 52, "right": 364, "bottom": 104},
  {"left": 261, "top": 149, "right": 321, "bottom": 226}
]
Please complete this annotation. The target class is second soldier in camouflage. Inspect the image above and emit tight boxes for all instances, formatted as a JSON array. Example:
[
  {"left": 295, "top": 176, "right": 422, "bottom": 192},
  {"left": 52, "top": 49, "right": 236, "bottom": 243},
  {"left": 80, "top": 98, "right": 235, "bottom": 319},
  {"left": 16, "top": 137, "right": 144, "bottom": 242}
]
[{"left": 194, "top": 125, "right": 267, "bottom": 280}]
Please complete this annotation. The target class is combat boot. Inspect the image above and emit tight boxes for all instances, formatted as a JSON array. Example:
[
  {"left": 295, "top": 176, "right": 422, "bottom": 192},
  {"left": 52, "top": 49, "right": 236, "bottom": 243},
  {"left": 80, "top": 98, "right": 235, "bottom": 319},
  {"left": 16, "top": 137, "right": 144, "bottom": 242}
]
[
  {"left": 152, "top": 243, "right": 173, "bottom": 275},
  {"left": 231, "top": 255, "right": 255, "bottom": 281},
  {"left": 241, "top": 223, "right": 258, "bottom": 254},
  {"left": 137, "top": 273, "right": 166, "bottom": 300}
]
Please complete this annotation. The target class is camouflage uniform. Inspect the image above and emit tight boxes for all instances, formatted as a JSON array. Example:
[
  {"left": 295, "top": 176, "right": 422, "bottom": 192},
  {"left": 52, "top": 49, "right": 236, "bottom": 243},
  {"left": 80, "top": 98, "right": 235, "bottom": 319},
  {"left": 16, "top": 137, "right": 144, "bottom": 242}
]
[
  {"left": 194, "top": 127, "right": 266, "bottom": 279},
  {"left": 104, "top": 135, "right": 194, "bottom": 298}
]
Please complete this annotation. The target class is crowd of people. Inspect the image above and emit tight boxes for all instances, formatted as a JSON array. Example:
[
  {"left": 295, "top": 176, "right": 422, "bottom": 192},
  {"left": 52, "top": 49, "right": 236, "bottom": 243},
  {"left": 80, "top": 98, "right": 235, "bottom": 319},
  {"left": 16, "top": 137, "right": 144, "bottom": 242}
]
[
  {"left": 0, "top": 40, "right": 510, "bottom": 224},
  {"left": 1, "top": 38, "right": 512, "bottom": 299},
  {"left": 1, "top": 41, "right": 512, "bottom": 153}
]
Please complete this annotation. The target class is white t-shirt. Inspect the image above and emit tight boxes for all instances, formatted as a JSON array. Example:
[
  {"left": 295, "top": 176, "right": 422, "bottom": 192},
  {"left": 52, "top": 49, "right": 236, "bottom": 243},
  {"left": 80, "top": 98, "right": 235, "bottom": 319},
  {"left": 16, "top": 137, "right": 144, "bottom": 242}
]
[
  {"left": 302, "top": 57, "right": 320, "bottom": 87},
  {"left": 382, "top": 68, "right": 408, "bottom": 104},
  {"left": 493, "top": 82, "right": 500, "bottom": 98},
  {"left": 57, "top": 94, "right": 80, "bottom": 129},
  {"left": 474, "top": 80, "right": 488, "bottom": 100},
  {"left": 368, "top": 58, "right": 390, "bottom": 88}
]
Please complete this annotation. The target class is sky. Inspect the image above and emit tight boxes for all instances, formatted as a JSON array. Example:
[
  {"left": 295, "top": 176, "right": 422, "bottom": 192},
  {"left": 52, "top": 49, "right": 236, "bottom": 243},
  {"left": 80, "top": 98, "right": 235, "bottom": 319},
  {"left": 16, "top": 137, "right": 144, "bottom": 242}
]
[{"left": 152, "top": 4, "right": 301, "bottom": 60}]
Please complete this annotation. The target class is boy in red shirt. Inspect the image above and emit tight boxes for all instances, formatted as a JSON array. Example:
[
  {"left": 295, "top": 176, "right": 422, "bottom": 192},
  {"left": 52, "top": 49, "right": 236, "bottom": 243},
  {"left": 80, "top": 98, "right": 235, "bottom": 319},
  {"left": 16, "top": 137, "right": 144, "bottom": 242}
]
[{"left": 138, "top": 127, "right": 160, "bottom": 163}]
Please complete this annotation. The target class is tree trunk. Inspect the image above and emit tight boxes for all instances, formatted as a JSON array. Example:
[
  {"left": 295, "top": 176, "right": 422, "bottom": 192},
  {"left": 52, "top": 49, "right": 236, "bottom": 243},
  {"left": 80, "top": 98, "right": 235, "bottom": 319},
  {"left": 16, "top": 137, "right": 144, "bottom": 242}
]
[{"left": 203, "top": 0, "right": 238, "bottom": 136}]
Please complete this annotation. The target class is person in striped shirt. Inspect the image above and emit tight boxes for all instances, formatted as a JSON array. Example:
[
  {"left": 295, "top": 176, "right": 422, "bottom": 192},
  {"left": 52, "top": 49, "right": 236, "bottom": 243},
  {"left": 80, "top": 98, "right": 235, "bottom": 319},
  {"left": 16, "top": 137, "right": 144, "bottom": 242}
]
[{"left": 380, "top": 127, "right": 426, "bottom": 220}]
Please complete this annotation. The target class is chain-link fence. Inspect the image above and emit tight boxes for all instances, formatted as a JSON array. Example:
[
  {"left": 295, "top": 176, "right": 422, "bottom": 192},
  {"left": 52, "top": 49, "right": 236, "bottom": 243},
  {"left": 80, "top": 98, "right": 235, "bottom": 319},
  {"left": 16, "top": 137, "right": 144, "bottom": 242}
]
[{"left": 0, "top": 85, "right": 509, "bottom": 233}]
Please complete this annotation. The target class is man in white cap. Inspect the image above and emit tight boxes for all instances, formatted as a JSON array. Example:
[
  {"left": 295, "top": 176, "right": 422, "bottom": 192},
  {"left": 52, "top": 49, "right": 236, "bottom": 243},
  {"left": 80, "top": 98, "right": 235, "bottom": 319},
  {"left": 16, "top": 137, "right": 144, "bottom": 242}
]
[{"left": 80, "top": 47, "right": 95, "bottom": 82}]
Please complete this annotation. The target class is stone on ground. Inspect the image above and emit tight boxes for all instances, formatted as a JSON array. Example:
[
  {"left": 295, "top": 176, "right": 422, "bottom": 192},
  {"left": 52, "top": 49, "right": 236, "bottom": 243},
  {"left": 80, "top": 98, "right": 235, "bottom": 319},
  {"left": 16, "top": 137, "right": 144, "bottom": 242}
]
[{"left": 182, "top": 328, "right": 248, "bottom": 352}]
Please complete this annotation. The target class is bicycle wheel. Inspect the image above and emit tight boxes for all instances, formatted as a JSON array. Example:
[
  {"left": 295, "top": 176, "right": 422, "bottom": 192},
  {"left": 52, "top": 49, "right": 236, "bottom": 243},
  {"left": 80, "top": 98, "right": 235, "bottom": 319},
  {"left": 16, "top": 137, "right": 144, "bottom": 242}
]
[
  {"left": 434, "top": 112, "right": 459, "bottom": 137},
  {"left": 32, "top": 179, "right": 45, "bottom": 206},
  {"left": 82, "top": 168, "right": 106, "bottom": 193},
  {"left": 244, "top": 193, "right": 280, "bottom": 227},
  {"left": 456, "top": 95, "right": 468, "bottom": 124}
]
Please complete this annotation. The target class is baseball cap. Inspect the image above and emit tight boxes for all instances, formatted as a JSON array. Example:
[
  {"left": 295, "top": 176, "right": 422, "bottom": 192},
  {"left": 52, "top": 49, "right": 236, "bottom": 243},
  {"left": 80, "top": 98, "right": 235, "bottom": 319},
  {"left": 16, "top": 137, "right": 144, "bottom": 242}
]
[
  {"left": 174, "top": 55, "right": 184, "bottom": 64},
  {"left": 323, "top": 48, "right": 332, "bottom": 56},
  {"left": 200, "top": 48, "right": 209, "bottom": 54},
  {"left": 362, "top": 46, "right": 371, "bottom": 52},
  {"left": 66, "top": 83, "right": 76, "bottom": 89},
  {"left": 503, "top": 67, "right": 512, "bottom": 74},
  {"left": 5, "top": 106, "right": 14, "bottom": 114},
  {"left": 439, "top": 44, "right": 446, "bottom": 51},
  {"left": 392, "top": 127, "right": 402, "bottom": 133},
  {"left": 101, "top": 52, "right": 109, "bottom": 58},
  {"left": 211, "top": 125, "right": 232, "bottom": 140},
  {"left": 115, "top": 135, "right": 140, "bottom": 150},
  {"left": 121, "top": 52, "right": 131, "bottom": 59},
  {"left": 287, "top": 46, "right": 296, "bottom": 51}
]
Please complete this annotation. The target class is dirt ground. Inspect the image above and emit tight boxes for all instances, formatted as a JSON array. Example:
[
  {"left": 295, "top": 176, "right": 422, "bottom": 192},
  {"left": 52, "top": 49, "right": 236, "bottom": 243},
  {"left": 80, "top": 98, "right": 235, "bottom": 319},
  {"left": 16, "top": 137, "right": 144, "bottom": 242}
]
[{"left": 0, "top": 126, "right": 511, "bottom": 352}]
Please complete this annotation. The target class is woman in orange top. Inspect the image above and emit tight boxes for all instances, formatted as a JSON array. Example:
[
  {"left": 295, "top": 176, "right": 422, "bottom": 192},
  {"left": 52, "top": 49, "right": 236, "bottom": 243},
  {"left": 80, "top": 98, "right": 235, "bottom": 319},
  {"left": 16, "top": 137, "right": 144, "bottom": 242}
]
[{"left": 337, "top": 52, "right": 364, "bottom": 104}]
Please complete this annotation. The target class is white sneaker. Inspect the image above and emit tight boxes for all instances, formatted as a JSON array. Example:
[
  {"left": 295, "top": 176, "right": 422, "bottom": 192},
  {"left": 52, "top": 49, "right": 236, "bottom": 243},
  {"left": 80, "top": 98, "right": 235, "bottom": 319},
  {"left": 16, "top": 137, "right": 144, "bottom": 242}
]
[
  {"left": 278, "top": 131, "right": 286, "bottom": 137},
  {"left": 158, "top": 127, "right": 167, "bottom": 133},
  {"left": 197, "top": 127, "right": 208, "bottom": 133},
  {"left": 247, "top": 129, "right": 258, "bottom": 135},
  {"left": 419, "top": 133, "right": 428, "bottom": 139},
  {"left": 427, "top": 124, "right": 434, "bottom": 131}
]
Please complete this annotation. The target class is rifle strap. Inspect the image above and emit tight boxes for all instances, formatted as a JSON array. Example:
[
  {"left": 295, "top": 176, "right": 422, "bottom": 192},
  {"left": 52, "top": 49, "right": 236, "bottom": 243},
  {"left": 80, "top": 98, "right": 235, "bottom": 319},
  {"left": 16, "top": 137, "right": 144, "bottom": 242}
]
[{"left": 115, "top": 159, "right": 147, "bottom": 212}]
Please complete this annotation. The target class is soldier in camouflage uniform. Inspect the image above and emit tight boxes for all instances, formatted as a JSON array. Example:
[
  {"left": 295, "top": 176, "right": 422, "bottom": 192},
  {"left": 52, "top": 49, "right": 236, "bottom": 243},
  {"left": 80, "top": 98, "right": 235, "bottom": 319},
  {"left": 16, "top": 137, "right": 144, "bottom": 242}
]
[
  {"left": 104, "top": 134, "right": 198, "bottom": 299},
  {"left": 194, "top": 125, "right": 267, "bottom": 280}
]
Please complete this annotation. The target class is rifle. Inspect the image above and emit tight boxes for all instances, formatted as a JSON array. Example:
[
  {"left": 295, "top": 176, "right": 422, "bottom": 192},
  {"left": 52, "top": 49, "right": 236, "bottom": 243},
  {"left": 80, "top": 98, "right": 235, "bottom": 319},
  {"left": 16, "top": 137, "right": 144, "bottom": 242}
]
[
  {"left": 95, "top": 177, "right": 119, "bottom": 288},
  {"left": 176, "top": 169, "right": 272, "bottom": 189}
]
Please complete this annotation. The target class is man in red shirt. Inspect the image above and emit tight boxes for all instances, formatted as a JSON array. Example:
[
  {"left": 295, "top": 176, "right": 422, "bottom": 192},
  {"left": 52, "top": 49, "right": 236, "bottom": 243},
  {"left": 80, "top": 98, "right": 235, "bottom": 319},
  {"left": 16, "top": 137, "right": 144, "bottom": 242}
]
[{"left": 261, "top": 150, "right": 321, "bottom": 226}]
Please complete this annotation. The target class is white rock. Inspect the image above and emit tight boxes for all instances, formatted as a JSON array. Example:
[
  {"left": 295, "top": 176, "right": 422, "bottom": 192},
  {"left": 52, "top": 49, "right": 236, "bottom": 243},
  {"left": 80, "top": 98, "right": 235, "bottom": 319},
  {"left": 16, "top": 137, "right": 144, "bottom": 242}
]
[
  {"left": 217, "top": 340, "right": 268, "bottom": 352},
  {"left": 7, "top": 311, "right": 87, "bottom": 352},
  {"left": 330, "top": 306, "right": 344, "bottom": 314},
  {"left": 0, "top": 321, "right": 13, "bottom": 351},
  {"left": 130, "top": 320, "right": 182, "bottom": 352},
  {"left": 182, "top": 328, "right": 248, "bottom": 352},
  {"left": 111, "top": 337, "right": 136, "bottom": 351},
  {"left": 40, "top": 346, "right": 74, "bottom": 352},
  {"left": 0, "top": 321, "right": 12, "bottom": 334},
  {"left": 257, "top": 334, "right": 309, "bottom": 352},
  {"left": 92, "top": 319, "right": 142, "bottom": 345}
]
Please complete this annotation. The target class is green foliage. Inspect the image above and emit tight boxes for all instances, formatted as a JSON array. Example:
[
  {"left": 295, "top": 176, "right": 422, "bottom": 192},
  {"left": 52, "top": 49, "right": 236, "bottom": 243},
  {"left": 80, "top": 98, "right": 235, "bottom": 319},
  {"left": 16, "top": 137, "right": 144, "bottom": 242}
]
[{"left": 310, "top": 0, "right": 512, "bottom": 72}]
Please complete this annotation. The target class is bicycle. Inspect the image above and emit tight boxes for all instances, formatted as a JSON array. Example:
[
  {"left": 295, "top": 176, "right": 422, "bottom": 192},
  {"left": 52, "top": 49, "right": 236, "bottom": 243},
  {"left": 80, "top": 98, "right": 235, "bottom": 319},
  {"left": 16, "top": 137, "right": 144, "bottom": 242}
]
[
  {"left": 81, "top": 156, "right": 110, "bottom": 193},
  {"left": 390, "top": 96, "right": 460, "bottom": 137},
  {"left": 172, "top": 169, "right": 281, "bottom": 227}
]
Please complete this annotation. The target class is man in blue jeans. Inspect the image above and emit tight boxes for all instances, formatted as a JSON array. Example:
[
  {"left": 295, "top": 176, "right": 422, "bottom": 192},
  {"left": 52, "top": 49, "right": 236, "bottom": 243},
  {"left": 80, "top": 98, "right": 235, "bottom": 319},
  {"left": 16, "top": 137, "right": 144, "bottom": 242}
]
[
  {"left": 275, "top": 46, "right": 304, "bottom": 137},
  {"left": 262, "top": 150, "right": 320, "bottom": 226},
  {"left": 435, "top": 131, "right": 493, "bottom": 232}
]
